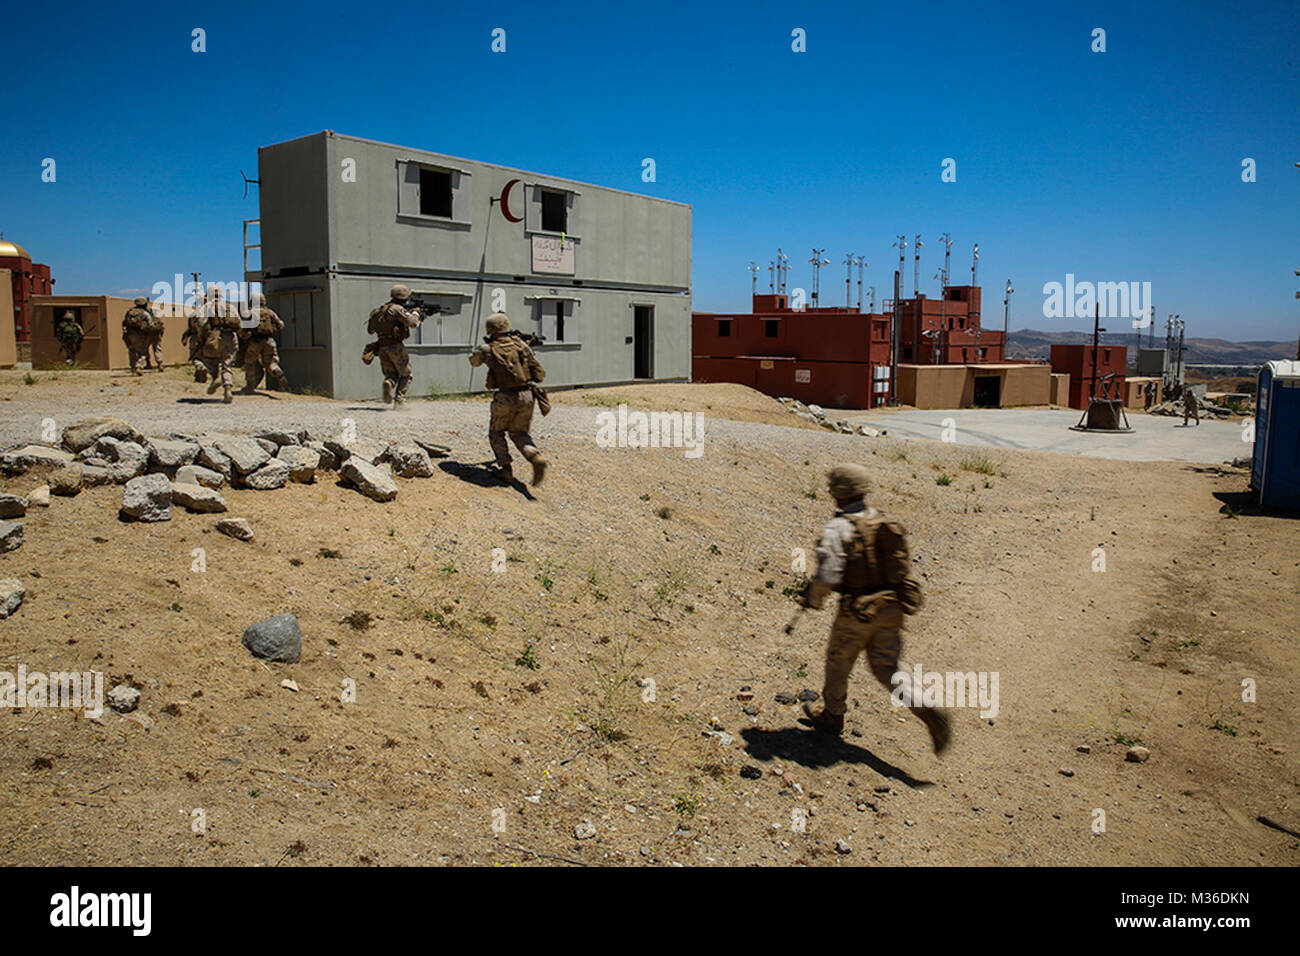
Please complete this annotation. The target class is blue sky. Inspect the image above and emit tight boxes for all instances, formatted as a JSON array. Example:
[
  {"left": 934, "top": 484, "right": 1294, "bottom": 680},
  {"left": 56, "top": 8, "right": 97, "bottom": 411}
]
[{"left": 2, "top": 0, "right": 1297, "bottom": 340}]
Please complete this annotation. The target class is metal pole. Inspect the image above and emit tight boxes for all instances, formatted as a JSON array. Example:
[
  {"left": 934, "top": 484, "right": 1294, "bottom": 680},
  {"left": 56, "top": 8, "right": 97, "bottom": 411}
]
[
  {"left": 913, "top": 234, "right": 923, "bottom": 296},
  {"left": 844, "top": 253, "right": 854, "bottom": 309},
  {"left": 891, "top": 269, "right": 901, "bottom": 402}
]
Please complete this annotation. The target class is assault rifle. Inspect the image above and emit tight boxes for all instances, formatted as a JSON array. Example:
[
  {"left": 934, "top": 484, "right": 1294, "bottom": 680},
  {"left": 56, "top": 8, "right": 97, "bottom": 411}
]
[{"left": 484, "top": 328, "right": 546, "bottom": 348}]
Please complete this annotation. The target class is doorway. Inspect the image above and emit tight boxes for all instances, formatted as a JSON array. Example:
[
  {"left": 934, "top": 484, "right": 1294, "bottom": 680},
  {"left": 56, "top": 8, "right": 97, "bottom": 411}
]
[
  {"left": 973, "top": 374, "right": 1001, "bottom": 408},
  {"left": 633, "top": 306, "right": 654, "bottom": 379}
]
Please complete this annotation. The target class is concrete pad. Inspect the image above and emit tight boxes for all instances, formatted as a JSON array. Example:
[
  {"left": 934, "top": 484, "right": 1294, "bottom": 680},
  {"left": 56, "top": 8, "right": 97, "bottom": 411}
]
[{"left": 851, "top": 407, "right": 1250, "bottom": 464}]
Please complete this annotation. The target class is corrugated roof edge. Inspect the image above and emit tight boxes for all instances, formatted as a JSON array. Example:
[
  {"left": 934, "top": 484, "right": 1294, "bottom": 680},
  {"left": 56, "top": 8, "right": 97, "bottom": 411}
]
[
  {"left": 1265, "top": 360, "right": 1300, "bottom": 378},
  {"left": 259, "top": 130, "right": 692, "bottom": 210}
]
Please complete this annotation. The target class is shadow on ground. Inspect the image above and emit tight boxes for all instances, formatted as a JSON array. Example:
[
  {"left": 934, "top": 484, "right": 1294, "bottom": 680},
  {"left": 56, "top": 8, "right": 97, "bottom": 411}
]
[
  {"left": 741, "top": 726, "right": 932, "bottom": 789},
  {"left": 438, "top": 460, "right": 535, "bottom": 500}
]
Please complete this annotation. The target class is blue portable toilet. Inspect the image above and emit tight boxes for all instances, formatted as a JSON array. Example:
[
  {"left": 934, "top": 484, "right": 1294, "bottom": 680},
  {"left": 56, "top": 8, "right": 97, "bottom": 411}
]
[{"left": 1251, "top": 360, "right": 1300, "bottom": 509}]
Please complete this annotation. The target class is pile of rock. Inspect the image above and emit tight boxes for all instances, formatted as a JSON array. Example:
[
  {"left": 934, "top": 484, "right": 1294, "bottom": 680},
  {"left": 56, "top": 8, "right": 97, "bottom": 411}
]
[
  {"left": 776, "top": 397, "right": 885, "bottom": 438},
  {"left": 0, "top": 418, "right": 453, "bottom": 541},
  {"left": 1148, "top": 396, "right": 1233, "bottom": 419}
]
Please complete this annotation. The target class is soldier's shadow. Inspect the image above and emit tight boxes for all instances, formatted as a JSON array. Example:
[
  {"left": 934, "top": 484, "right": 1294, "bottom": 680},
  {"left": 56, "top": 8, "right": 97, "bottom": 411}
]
[
  {"left": 438, "top": 460, "right": 535, "bottom": 501},
  {"left": 740, "top": 726, "right": 932, "bottom": 789}
]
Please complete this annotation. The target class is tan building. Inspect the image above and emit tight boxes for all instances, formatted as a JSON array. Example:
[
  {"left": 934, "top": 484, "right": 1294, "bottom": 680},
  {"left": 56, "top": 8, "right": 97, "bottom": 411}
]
[
  {"left": 895, "top": 362, "right": 1051, "bottom": 409},
  {"left": 1123, "top": 375, "right": 1162, "bottom": 409},
  {"left": 30, "top": 296, "right": 190, "bottom": 370},
  {"left": 0, "top": 271, "right": 16, "bottom": 368}
]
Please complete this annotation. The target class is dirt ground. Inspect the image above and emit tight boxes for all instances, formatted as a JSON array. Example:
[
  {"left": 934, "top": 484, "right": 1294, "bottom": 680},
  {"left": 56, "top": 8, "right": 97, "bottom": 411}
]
[{"left": 0, "top": 372, "right": 1296, "bottom": 867}]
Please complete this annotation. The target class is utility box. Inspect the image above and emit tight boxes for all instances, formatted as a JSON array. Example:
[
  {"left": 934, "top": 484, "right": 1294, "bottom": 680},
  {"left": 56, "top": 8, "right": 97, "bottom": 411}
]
[{"left": 1251, "top": 360, "right": 1300, "bottom": 509}]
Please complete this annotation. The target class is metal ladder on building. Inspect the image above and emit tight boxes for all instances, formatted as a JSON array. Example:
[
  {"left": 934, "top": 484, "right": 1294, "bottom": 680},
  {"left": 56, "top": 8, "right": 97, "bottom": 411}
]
[{"left": 242, "top": 219, "right": 261, "bottom": 286}]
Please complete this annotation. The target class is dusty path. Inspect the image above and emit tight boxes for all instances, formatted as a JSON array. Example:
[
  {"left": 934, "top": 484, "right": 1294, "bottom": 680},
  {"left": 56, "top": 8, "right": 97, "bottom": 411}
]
[{"left": 0, "top": 373, "right": 1295, "bottom": 866}]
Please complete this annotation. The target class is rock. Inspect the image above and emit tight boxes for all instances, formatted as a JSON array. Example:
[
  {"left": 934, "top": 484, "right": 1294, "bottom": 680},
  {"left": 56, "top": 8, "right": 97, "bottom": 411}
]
[
  {"left": 740, "top": 765, "right": 763, "bottom": 780},
  {"left": 147, "top": 438, "right": 199, "bottom": 470},
  {"left": 1058, "top": 767, "right": 1075, "bottom": 777},
  {"left": 775, "top": 692, "right": 798, "bottom": 705},
  {"left": 242, "top": 613, "right": 302, "bottom": 663},
  {"left": 280, "top": 679, "right": 299, "bottom": 692},
  {"left": 326, "top": 436, "right": 387, "bottom": 466},
  {"left": 835, "top": 839, "right": 852, "bottom": 855},
  {"left": 120, "top": 473, "right": 172, "bottom": 522},
  {"left": 573, "top": 820, "right": 597, "bottom": 840},
  {"left": 340, "top": 457, "right": 398, "bottom": 502},
  {"left": 242, "top": 459, "right": 290, "bottom": 491},
  {"left": 743, "top": 705, "right": 759, "bottom": 716},
  {"left": 61, "top": 418, "right": 143, "bottom": 453},
  {"left": 797, "top": 689, "right": 819, "bottom": 702},
  {"left": 48, "top": 465, "right": 83, "bottom": 496},
  {"left": 215, "top": 517, "right": 254, "bottom": 541},
  {"left": 1125, "top": 746, "right": 1151, "bottom": 763},
  {"left": 107, "top": 684, "right": 141, "bottom": 713},
  {"left": 274, "top": 445, "right": 320, "bottom": 483},
  {"left": 170, "top": 482, "right": 228, "bottom": 513},
  {"left": 101, "top": 440, "right": 148, "bottom": 482},
  {"left": 123, "top": 711, "right": 154, "bottom": 730},
  {"left": 1077, "top": 745, "right": 1092, "bottom": 754},
  {"left": 28, "top": 485, "right": 50, "bottom": 508},
  {"left": 1, "top": 444, "right": 75, "bottom": 474},
  {"left": 0, "top": 521, "right": 23, "bottom": 553},
  {"left": 254, "top": 438, "right": 279, "bottom": 456},
  {"left": 196, "top": 442, "right": 234, "bottom": 479},
  {"left": 807, "top": 404, "right": 826, "bottom": 418},
  {"left": 0, "top": 578, "right": 25, "bottom": 618},
  {"left": 412, "top": 439, "right": 452, "bottom": 459},
  {"left": 386, "top": 444, "right": 434, "bottom": 478},
  {"left": 175, "top": 464, "right": 225, "bottom": 489},
  {"left": 0, "top": 494, "right": 28, "bottom": 519},
  {"left": 213, "top": 437, "right": 271, "bottom": 476},
  {"left": 256, "top": 430, "right": 300, "bottom": 447},
  {"left": 80, "top": 464, "right": 113, "bottom": 487},
  {"left": 305, "top": 441, "right": 338, "bottom": 471}
]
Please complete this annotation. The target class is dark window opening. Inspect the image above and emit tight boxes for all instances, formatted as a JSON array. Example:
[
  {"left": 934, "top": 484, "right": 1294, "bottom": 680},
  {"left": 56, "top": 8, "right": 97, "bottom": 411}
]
[
  {"left": 554, "top": 301, "right": 565, "bottom": 342},
  {"left": 717, "top": 319, "right": 731, "bottom": 337},
  {"left": 541, "top": 190, "right": 567, "bottom": 232},
  {"left": 764, "top": 320, "right": 779, "bottom": 338},
  {"left": 903, "top": 346, "right": 913, "bottom": 360},
  {"left": 419, "top": 168, "right": 453, "bottom": 217}
]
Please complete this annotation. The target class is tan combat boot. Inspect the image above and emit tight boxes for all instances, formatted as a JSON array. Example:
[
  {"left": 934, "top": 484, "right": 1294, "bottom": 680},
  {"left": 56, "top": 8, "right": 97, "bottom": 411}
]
[
  {"left": 802, "top": 703, "right": 844, "bottom": 735},
  {"left": 530, "top": 455, "right": 547, "bottom": 487},
  {"left": 207, "top": 376, "right": 221, "bottom": 394},
  {"left": 222, "top": 385, "right": 233, "bottom": 404}
]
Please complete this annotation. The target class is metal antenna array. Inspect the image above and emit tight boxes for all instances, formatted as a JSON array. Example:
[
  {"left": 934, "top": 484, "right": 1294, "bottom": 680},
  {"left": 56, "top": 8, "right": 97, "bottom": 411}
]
[
  {"left": 893, "top": 235, "right": 907, "bottom": 295},
  {"left": 843, "top": 253, "right": 855, "bottom": 308},
  {"left": 749, "top": 261, "right": 759, "bottom": 296},
  {"left": 913, "top": 235, "right": 924, "bottom": 296},
  {"left": 769, "top": 260, "right": 775, "bottom": 293},
  {"left": 809, "top": 249, "right": 829, "bottom": 306},
  {"left": 777, "top": 248, "right": 789, "bottom": 294},
  {"left": 855, "top": 256, "right": 866, "bottom": 310},
  {"left": 938, "top": 233, "right": 953, "bottom": 289},
  {"left": 867, "top": 285, "right": 876, "bottom": 312}
]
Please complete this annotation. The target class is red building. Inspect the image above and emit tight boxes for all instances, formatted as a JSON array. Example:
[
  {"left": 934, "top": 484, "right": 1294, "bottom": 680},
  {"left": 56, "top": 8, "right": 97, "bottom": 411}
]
[
  {"left": 1049, "top": 343, "right": 1127, "bottom": 410},
  {"left": 0, "top": 240, "right": 55, "bottom": 344},
  {"left": 693, "top": 294, "right": 894, "bottom": 408},
  {"left": 896, "top": 286, "right": 1006, "bottom": 364}
]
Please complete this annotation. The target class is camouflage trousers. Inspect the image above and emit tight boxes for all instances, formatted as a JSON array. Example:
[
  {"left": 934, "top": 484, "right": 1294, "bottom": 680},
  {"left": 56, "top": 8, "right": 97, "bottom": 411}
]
[
  {"left": 377, "top": 342, "right": 411, "bottom": 403},
  {"left": 489, "top": 388, "right": 540, "bottom": 467},
  {"left": 243, "top": 337, "right": 285, "bottom": 391},
  {"left": 147, "top": 333, "right": 163, "bottom": 368},
  {"left": 820, "top": 602, "right": 938, "bottom": 726},
  {"left": 200, "top": 333, "right": 238, "bottom": 391},
  {"left": 123, "top": 332, "right": 150, "bottom": 374}
]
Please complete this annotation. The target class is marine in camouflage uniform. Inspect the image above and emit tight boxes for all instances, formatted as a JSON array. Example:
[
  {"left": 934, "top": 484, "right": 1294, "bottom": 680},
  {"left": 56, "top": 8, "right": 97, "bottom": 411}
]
[
  {"left": 182, "top": 302, "right": 209, "bottom": 383},
  {"left": 239, "top": 292, "right": 287, "bottom": 393},
  {"left": 1182, "top": 387, "right": 1200, "bottom": 426},
  {"left": 145, "top": 308, "right": 165, "bottom": 370},
  {"left": 368, "top": 284, "right": 422, "bottom": 406},
  {"left": 55, "top": 311, "right": 84, "bottom": 365},
  {"left": 121, "top": 297, "right": 153, "bottom": 375},
  {"left": 468, "top": 312, "right": 548, "bottom": 486},
  {"left": 198, "top": 288, "right": 239, "bottom": 403},
  {"left": 797, "top": 463, "right": 951, "bottom": 755}
]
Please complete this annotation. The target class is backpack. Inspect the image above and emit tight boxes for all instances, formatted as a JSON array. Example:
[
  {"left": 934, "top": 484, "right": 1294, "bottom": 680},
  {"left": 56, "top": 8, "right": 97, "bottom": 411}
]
[
  {"left": 844, "top": 514, "right": 924, "bottom": 614},
  {"left": 485, "top": 336, "right": 532, "bottom": 389}
]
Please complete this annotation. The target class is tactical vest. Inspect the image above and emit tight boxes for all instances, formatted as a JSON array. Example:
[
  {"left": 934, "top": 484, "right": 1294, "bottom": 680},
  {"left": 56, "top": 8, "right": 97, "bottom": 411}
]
[
  {"left": 838, "top": 512, "right": 924, "bottom": 613},
  {"left": 207, "top": 305, "right": 241, "bottom": 333},
  {"left": 250, "top": 307, "right": 279, "bottom": 337},
  {"left": 123, "top": 308, "right": 152, "bottom": 333},
  {"left": 370, "top": 303, "right": 411, "bottom": 345},
  {"left": 484, "top": 336, "right": 532, "bottom": 389}
]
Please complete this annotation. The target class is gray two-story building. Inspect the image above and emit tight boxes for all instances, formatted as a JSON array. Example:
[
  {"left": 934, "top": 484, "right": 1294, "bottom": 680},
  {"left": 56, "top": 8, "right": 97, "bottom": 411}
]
[{"left": 253, "top": 131, "right": 692, "bottom": 400}]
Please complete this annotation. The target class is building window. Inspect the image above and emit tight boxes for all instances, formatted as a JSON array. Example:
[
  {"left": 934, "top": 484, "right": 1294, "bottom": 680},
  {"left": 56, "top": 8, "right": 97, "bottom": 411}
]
[
  {"left": 717, "top": 319, "right": 731, "bottom": 337},
  {"left": 903, "top": 347, "right": 913, "bottom": 360},
  {"left": 541, "top": 189, "right": 567, "bottom": 232},
  {"left": 554, "top": 300, "right": 565, "bottom": 342},
  {"left": 764, "top": 320, "right": 779, "bottom": 338},
  {"left": 419, "top": 168, "right": 453, "bottom": 217}
]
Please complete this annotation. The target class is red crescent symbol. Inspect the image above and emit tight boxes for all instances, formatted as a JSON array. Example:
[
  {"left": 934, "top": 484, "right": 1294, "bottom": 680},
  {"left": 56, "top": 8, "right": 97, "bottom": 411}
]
[{"left": 500, "top": 179, "right": 522, "bottom": 222}]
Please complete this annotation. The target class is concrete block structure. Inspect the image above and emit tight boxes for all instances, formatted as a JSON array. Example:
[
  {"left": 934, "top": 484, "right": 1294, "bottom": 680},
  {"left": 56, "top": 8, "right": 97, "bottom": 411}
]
[
  {"left": 896, "top": 286, "right": 1006, "bottom": 364},
  {"left": 1050, "top": 343, "right": 1128, "bottom": 410},
  {"left": 692, "top": 294, "right": 893, "bottom": 407},
  {"left": 895, "top": 363, "right": 1050, "bottom": 409},
  {"left": 253, "top": 131, "right": 692, "bottom": 400},
  {"left": 29, "top": 296, "right": 190, "bottom": 370}
]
